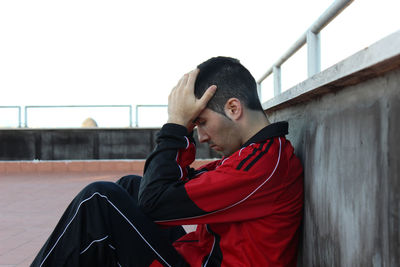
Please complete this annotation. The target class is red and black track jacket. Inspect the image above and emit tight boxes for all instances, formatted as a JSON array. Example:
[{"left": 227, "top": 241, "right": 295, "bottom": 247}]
[{"left": 138, "top": 121, "right": 304, "bottom": 267}]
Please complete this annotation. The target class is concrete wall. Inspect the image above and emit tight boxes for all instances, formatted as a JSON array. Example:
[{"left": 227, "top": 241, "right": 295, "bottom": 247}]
[
  {"left": 0, "top": 128, "right": 218, "bottom": 160},
  {"left": 263, "top": 31, "right": 400, "bottom": 266}
]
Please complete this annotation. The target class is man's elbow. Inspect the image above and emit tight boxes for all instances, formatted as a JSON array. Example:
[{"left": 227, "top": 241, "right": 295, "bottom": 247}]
[{"left": 137, "top": 191, "right": 160, "bottom": 218}]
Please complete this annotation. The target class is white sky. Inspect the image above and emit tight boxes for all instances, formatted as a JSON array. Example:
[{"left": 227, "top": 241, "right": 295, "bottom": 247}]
[{"left": 0, "top": 0, "right": 399, "bottom": 127}]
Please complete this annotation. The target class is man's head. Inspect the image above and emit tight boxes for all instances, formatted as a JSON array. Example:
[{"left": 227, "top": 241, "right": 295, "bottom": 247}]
[
  {"left": 193, "top": 57, "right": 267, "bottom": 157},
  {"left": 195, "top": 56, "right": 263, "bottom": 115}
]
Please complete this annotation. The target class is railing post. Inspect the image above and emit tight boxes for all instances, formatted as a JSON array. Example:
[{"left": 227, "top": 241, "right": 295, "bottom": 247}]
[
  {"left": 257, "top": 83, "right": 262, "bottom": 100},
  {"left": 307, "top": 30, "right": 321, "bottom": 77},
  {"left": 129, "top": 105, "right": 133, "bottom": 127},
  {"left": 258, "top": 0, "right": 352, "bottom": 96},
  {"left": 24, "top": 106, "right": 28, "bottom": 128},
  {"left": 273, "top": 66, "right": 281, "bottom": 96},
  {"left": 17, "top": 106, "right": 22, "bottom": 128},
  {"left": 135, "top": 105, "right": 139, "bottom": 127}
]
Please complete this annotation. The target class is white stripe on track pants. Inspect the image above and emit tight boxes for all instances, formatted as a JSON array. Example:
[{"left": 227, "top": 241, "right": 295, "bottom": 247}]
[{"left": 31, "top": 175, "right": 188, "bottom": 267}]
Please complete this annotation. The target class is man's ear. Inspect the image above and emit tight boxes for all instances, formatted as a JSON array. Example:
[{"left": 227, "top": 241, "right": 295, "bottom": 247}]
[{"left": 224, "top": 98, "right": 242, "bottom": 121}]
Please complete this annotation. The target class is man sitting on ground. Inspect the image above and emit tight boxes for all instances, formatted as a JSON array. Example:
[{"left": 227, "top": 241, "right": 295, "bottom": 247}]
[{"left": 31, "top": 56, "right": 303, "bottom": 267}]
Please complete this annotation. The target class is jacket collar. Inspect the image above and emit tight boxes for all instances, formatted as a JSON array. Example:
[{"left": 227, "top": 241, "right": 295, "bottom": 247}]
[{"left": 241, "top": 121, "right": 288, "bottom": 148}]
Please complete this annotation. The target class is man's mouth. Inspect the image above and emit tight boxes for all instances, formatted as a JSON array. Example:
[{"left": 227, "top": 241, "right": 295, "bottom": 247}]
[{"left": 210, "top": 144, "right": 220, "bottom": 151}]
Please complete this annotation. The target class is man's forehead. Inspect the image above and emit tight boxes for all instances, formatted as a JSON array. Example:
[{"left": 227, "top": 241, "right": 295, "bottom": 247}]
[
  {"left": 197, "top": 108, "right": 215, "bottom": 118},
  {"left": 193, "top": 108, "right": 213, "bottom": 124}
]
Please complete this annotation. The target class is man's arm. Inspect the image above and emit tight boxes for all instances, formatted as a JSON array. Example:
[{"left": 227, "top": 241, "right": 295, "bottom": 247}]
[
  {"left": 138, "top": 122, "right": 207, "bottom": 220},
  {"left": 138, "top": 127, "right": 292, "bottom": 226},
  {"left": 138, "top": 69, "right": 217, "bottom": 220}
]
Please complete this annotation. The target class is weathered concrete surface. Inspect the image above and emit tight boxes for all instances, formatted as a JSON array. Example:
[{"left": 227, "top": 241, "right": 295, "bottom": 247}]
[
  {"left": 264, "top": 31, "right": 400, "bottom": 266},
  {"left": 0, "top": 128, "right": 219, "bottom": 160}
]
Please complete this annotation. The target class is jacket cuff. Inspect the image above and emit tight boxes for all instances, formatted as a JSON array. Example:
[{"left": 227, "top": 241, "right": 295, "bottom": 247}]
[{"left": 161, "top": 123, "right": 189, "bottom": 136}]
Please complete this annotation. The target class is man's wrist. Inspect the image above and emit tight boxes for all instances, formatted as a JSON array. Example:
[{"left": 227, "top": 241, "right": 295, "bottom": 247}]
[
  {"left": 167, "top": 117, "right": 190, "bottom": 129},
  {"left": 162, "top": 123, "right": 189, "bottom": 136}
]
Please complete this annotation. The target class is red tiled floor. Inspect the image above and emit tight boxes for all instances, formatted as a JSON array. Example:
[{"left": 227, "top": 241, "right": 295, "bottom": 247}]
[
  {"left": 0, "top": 160, "right": 211, "bottom": 266},
  {"left": 0, "top": 168, "right": 143, "bottom": 266}
]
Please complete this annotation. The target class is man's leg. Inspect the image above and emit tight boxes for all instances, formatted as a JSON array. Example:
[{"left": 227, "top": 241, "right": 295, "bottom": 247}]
[
  {"left": 31, "top": 180, "right": 188, "bottom": 267},
  {"left": 116, "top": 175, "right": 187, "bottom": 243}
]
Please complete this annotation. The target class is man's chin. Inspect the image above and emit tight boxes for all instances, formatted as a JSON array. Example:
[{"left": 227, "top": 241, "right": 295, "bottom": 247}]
[
  {"left": 213, "top": 149, "right": 233, "bottom": 157},
  {"left": 210, "top": 145, "right": 233, "bottom": 157},
  {"left": 214, "top": 150, "right": 224, "bottom": 157},
  {"left": 210, "top": 145, "right": 223, "bottom": 156}
]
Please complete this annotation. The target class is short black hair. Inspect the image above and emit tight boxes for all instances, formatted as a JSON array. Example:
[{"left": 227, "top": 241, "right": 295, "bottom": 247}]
[{"left": 195, "top": 56, "right": 263, "bottom": 115}]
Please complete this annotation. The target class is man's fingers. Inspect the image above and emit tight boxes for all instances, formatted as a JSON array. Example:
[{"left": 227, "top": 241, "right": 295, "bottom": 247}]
[
  {"left": 169, "top": 69, "right": 215, "bottom": 130},
  {"left": 199, "top": 85, "right": 217, "bottom": 107},
  {"left": 187, "top": 69, "right": 199, "bottom": 89},
  {"left": 176, "top": 73, "right": 189, "bottom": 89}
]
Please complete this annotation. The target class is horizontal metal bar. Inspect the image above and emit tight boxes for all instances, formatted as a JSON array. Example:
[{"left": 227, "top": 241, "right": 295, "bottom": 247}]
[
  {"left": 24, "top": 105, "right": 133, "bottom": 128},
  {"left": 310, "top": 0, "right": 353, "bottom": 34},
  {"left": 257, "top": 0, "right": 353, "bottom": 84},
  {"left": 2, "top": 105, "right": 170, "bottom": 128},
  {"left": 25, "top": 105, "right": 132, "bottom": 108},
  {"left": 136, "top": 105, "right": 168, "bottom": 108},
  {"left": 257, "top": 34, "right": 306, "bottom": 83}
]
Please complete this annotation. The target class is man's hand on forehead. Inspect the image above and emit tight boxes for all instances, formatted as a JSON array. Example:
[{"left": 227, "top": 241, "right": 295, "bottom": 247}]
[{"left": 167, "top": 69, "right": 217, "bottom": 132}]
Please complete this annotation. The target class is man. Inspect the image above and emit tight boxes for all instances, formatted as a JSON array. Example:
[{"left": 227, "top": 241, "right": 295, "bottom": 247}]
[{"left": 31, "top": 57, "right": 303, "bottom": 267}]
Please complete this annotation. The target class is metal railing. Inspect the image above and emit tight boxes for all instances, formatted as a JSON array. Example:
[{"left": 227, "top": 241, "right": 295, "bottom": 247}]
[
  {"left": 24, "top": 105, "right": 133, "bottom": 128},
  {"left": 1, "top": 1, "right": 355, "bottom": 128},
  {"left": 257, "top": 0, "right": 354, "bottom": 98},
  {"left": 0, "top": 104, "right": 169, "bottom": 128},
  {"left": 135, "top": 105, "right": 167, "bottom": 127},
  {"left": 0, "top": 106, "right": 22, "bottom": 127}
]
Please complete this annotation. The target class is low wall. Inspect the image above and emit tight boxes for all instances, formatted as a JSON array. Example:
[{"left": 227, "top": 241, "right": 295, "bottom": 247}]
[
  {"left": 0, "top": 128, "right": 218, "bottom": 160},
  {"left": 263, "top": 31, "right": 400, "bottom": 266}
]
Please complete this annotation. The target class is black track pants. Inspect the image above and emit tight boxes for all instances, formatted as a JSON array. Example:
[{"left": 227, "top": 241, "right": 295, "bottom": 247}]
[{"left": 31, "top": 175, "right": 188, "bottom": 267}]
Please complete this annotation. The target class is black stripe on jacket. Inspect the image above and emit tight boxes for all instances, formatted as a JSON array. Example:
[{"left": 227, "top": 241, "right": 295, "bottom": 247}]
[
  {"left": 236, "top": 141, "right": 266, "bottom": 170},
  {"left": 236, "top": 139, "right": 273, "bottom": 171},
  {"left": 244, "top": 139, "right": 274, "bottom": 171},
  {"left": 202, "top": 225, "right": 222, "bottom": 267}
]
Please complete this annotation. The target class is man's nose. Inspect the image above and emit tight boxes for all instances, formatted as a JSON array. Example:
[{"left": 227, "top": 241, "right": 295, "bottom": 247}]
[{"left": 197, "top": 127, "right": 209, "bottom": 143}]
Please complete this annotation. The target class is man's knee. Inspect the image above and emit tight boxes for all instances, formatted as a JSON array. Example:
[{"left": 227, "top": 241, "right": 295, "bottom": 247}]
[
  {"left": 116, "top": 175, "right": 142, "bottom": 198},
  {"left": 116, "top": 175, "right": 142, "bottom": 186},
  {"left": 80, "top": 181, "right": 120, "bottom": 198}
]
